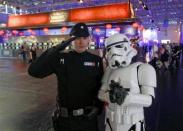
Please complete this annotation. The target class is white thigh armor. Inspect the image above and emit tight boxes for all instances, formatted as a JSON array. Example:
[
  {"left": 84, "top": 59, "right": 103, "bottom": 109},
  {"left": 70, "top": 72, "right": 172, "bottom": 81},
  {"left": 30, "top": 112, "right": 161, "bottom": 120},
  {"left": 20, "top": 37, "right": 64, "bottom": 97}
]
[{"left": 98, "top": 62, "right": 157, "bottom": 131}]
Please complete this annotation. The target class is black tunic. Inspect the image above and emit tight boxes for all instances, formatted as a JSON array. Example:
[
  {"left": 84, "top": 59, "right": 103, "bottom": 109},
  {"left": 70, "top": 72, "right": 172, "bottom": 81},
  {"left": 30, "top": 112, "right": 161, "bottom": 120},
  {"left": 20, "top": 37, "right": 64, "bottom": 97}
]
[{"left": 28, "top": 47, "right": 103, "bottom": 110}]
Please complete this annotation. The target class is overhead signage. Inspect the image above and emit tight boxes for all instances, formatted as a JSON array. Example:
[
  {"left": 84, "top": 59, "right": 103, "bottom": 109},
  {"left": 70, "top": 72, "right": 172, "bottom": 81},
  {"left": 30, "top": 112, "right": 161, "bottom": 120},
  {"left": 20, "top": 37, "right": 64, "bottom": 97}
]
[
  {"left": 70, "top": 3, "right": 132, "bottom": 22},
  {"left": 7, "top": 3, "right": 134, "bottom": 28},
  {"left": 8, "top": 13, "right": 50, "bottom": 28},
  {"left": 50, "top": 11, "right": 69, "bottom": 23}
]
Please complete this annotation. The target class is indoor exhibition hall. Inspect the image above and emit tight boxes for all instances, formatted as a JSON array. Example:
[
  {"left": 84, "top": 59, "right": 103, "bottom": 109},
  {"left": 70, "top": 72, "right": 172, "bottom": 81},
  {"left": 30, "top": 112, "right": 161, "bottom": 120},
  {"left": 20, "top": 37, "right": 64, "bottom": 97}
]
[{"left": 0, "top": 0, "right": 183, "bottom": 131}]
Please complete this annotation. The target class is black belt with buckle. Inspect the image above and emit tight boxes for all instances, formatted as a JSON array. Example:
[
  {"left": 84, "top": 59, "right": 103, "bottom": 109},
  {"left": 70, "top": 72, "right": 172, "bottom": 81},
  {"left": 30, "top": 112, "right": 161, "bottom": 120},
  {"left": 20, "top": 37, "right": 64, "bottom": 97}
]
[{"left": 59, "top": 107, "right": 85, "bottom": 117}]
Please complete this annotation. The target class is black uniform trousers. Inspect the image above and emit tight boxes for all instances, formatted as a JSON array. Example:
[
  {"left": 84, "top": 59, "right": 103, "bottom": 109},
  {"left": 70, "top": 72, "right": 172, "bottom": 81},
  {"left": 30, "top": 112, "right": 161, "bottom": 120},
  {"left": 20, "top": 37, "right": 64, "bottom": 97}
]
[{"left": 58, "top": 115, "right": 98, "bottom": 131}]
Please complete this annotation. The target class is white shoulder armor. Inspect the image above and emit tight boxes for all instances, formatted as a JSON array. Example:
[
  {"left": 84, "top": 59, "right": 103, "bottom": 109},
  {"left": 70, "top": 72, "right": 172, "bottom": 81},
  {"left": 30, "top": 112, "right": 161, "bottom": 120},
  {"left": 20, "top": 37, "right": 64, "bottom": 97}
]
[{"left": 138, "top": 63, "right": 157, "bottom": 97}]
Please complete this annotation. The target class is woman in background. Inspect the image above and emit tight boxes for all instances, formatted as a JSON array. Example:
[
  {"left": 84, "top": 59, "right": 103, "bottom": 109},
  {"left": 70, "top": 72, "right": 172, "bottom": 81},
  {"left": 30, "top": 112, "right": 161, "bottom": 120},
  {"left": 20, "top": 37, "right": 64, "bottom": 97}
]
[{"left": 29, "top": 44, "right": 37, "bottom": 63}]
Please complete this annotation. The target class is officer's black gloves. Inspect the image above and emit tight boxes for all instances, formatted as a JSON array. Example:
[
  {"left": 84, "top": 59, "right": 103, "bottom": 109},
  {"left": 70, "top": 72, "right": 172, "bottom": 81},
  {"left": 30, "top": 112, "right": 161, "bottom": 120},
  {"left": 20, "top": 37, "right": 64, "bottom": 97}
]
[
  {"left": 44, "top": 36, "right": 77, "bottom": 60},
  {"left": 55, "top": 36, "right": 77, "bottom": 51},
  {"left": 84, "top": 106, "right": 99, "bottom": 120},
  {"left": 28, "top": 36, "right": 77, "bottom": 78},
  {"left": 109, "top": 80, "right": 129, "bottom": 105}
]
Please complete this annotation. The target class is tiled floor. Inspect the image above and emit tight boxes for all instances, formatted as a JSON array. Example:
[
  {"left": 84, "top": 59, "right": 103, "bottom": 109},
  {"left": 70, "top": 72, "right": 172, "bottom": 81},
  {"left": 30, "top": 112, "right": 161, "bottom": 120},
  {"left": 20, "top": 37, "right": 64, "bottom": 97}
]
[
  {"left": 0, "top": 58, "right": 183, "bottom": 131},
  {"left": 145, "top": 67, "right": 183, "bottom": 131},
  {"left": 0, "top": 59, "right": 57, "bottom": 131}
]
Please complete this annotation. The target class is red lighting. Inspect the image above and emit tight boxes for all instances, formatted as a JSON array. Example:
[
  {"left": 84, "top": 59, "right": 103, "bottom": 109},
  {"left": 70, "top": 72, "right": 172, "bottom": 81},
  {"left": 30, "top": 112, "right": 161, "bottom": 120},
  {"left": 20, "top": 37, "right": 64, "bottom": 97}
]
[
  {"left": 12, "top": 30, "right": 18, "bottom": 34},
  {"left": 28, "top": 29, "right": 32, "bottom": 32},
  {"left": 0, "top": 30, "right": 4, "bottom": 35},
  {"left": 19, "top": 32, "right": 24, "bottom": 36},
  {"left": 115, "top": 27, "right": 121, "bottom": 31},
  {"left": 106, "top": 24, "right": 112, "bottom": 29},
  {"left": 70, "top": 3, "right": 131, "bottom": 23},
  {"left": 43, "top": 27, "right": 49, "bottom": 32},
  {"left": 132, "top": 22, "right": 139, "bottom": 28},
  {"left": 8, "top": 13, "right": 50, "bottom": 28},
  {"left": 61, "top": 26, "right": 67, "bottom": 33},
  {"left": 31, "top": 31, "right": 36, "bottom": 35},
  {"left": 138, "top": 25, "right": 144, "bottom": 31},
  {"left": 95, "top": 28, "right": 100, "bottom": 33}
]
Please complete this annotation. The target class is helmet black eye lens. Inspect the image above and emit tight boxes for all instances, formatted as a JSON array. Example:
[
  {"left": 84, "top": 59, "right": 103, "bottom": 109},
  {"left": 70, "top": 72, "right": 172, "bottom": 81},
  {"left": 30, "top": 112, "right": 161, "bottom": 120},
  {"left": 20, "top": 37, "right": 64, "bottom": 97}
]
[
  {"left": 107, "top": 47, "right": 111, "bottom": 52},
  {"left": 115, "top": 45, "right": 123, "bottom": 48}
]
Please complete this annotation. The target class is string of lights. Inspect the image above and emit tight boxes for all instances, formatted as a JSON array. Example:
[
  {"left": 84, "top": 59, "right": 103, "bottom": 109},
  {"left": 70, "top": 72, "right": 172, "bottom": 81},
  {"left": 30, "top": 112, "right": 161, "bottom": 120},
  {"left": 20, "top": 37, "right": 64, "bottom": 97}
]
[{"left": 138, "top": 0, "right": 148, "bottom": 10}]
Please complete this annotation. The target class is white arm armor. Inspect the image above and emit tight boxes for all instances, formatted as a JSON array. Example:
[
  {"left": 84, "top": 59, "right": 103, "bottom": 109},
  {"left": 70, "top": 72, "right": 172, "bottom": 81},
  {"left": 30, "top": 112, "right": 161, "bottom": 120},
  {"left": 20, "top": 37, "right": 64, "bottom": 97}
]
[
  {"left": 98, "top": 67, "right": 111, "bottom": 103},
  {"left": 123, "top": 63, "right": 157, "bottom": 107},
  {"left": 98, "top": 86, "right": 110, "bottom": 103},
  {"left": 138, "top": 63, "right": 157, "bottom": 97},
  {"left": 123, "top": 93, "right": 153, "bottom": 107}
]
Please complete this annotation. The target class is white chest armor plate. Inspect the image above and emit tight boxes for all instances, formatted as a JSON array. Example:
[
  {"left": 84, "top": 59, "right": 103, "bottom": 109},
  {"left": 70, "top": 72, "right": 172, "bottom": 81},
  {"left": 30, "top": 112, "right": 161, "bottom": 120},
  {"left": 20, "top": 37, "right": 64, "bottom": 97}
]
[
  {"left": 108, "top": 62, "right": 141, "bottom": 94},
  {"left": 106, "top": 62, "right": 144, "bottom": 126}
]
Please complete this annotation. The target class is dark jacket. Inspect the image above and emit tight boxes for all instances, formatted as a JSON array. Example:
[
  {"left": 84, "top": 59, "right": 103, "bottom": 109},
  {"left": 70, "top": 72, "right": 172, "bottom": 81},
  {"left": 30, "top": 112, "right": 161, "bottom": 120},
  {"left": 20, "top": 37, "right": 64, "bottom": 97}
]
[
  {"left": 28, "top": 47, "right": 104, "bottom": 110},
  {"left": 172, "top": 46, "right": 181, "bottom": 59},
  {"left": 161, "top": 51, "right": 169, "bottom": 62}
]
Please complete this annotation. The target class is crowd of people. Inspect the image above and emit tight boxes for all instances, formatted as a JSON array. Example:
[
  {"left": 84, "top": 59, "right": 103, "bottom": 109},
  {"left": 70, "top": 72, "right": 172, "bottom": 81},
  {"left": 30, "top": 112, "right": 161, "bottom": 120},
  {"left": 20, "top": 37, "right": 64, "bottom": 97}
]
[
  {"left": 148, "top": 43, "right": 182, "bottom": 71},
  {"left": 18, "top": 37, "right": 182, "bottom": 74},
  {"left": 19, "top": 43, "right": 37, "bottom": 63}
]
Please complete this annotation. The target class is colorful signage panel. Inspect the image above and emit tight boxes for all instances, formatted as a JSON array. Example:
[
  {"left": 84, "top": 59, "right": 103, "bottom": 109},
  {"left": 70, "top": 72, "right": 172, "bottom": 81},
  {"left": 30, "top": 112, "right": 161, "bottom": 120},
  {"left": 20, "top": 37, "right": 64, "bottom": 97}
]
[
  {"left": 50, "top": 11, "right": 69, "bottom": 23},
  {"left": 8, "top": 3, "right": 133, "bottom": 28},
  {"left": 70, "top": 3, "right": 131, "bottom": 22},
  {"left": 8, "top": 13, "right": 50, "bottom": 28}
]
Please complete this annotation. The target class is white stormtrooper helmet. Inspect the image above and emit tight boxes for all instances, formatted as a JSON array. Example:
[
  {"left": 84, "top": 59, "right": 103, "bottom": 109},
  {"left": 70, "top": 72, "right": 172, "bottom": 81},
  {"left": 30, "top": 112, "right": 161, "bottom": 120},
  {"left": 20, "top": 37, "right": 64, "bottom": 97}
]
[{"left": 105, "top": 33, "right": 137, "bottom": 69}]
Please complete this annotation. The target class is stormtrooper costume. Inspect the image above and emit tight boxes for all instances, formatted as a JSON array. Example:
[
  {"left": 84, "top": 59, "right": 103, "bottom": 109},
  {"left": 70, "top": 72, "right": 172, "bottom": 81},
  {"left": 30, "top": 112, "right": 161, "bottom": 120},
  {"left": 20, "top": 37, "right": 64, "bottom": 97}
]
[{"left": 98, "top": 34, "right": 157, "bottom": 131}]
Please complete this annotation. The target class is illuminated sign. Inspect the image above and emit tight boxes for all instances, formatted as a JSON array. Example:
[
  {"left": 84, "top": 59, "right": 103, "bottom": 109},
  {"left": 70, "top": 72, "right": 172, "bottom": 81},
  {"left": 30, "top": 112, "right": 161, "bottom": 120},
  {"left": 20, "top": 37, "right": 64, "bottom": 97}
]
[
  {"left": 8, "top": 13, "right": 50, "bottom": 28},
  {"left": 106, "top": 28, "right": 120, "bottom": 37},
  {"left": 0, "top": 23, "right": 6, "bottom": 28},
  {"left": 50, "top": 11, "right": 69, "bottom": 23},
  {"left": 70, "top": 3, "right": 132, "bottom": 22},
  {"left": 8, "top": 3, "right": 133, "bottom": 28},
  {"left": 143, "top": 29, "right": 157, "bottom": 41}
]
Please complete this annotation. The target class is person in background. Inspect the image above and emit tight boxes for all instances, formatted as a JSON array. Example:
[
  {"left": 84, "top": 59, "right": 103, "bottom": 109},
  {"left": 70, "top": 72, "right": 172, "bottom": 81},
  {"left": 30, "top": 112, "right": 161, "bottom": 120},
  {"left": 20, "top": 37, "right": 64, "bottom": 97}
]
[
  {"left": 28, "top": 22, "right": 104, "bottom": 131},
  {"left": 20, "top": 42, "right": 28, "bottom": 62},
  {"left": 29, "top": 44, "right": 37, "bottom": 63},
  {"left": 160, "top": 47, "right": 170, "bottom": 70},
  {"left": 169, "top": 44, "right": 181, "bottom": 68}
]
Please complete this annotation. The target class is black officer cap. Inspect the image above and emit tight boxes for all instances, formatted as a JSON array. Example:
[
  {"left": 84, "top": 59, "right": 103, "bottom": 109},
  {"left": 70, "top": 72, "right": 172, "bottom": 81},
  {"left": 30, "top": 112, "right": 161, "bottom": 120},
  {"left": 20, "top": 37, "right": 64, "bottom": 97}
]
[{"left": 70, "top": 23, "right": 90, "bottom": 37}]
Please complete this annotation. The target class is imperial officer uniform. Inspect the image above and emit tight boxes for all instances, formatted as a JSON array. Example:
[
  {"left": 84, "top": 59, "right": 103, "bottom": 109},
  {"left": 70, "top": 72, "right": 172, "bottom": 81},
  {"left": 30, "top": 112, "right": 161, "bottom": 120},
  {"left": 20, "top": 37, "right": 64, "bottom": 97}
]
[{"left": 28, "top": 23, "right": 104, "bottom": 131}]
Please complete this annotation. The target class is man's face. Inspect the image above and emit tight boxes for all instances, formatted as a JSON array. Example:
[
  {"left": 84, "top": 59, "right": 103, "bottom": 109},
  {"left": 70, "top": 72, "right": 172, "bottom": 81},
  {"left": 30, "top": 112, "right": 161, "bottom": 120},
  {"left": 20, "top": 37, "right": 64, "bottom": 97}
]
[{"left": 73, "top": 37, "right": 90, "bottom": 53}]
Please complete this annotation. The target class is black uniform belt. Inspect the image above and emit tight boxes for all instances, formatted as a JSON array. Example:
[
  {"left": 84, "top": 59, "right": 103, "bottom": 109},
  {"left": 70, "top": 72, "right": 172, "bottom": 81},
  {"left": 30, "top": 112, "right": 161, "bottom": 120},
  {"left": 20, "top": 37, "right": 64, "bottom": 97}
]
[{"left": 58, "top": 107, "right": 85, "bottom": 117}]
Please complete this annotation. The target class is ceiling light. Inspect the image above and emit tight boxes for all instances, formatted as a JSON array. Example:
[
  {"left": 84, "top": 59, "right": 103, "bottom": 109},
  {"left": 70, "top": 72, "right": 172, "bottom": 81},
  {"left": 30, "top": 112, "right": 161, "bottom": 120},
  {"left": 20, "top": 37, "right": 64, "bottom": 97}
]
[
  {"left": 142, "top": 3, "right": 148, "bottom": 10},
  {"left": 34, "top": 2, "right": 39, "bottom": 5},
  {"left": 138, "top": 0, "right": 143, "bottom": 4},
  {"left": 2, "top": 1, "right": 7, "bottom": 5},
  {"left": 138, "top": 0, "right": 149, "bottom": 10},
  {"left": 78, "top": 0, "right": 83, "bottom": 3},
  {"left": 150, "top": 19, "right": 154, "bottom": 23}
]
